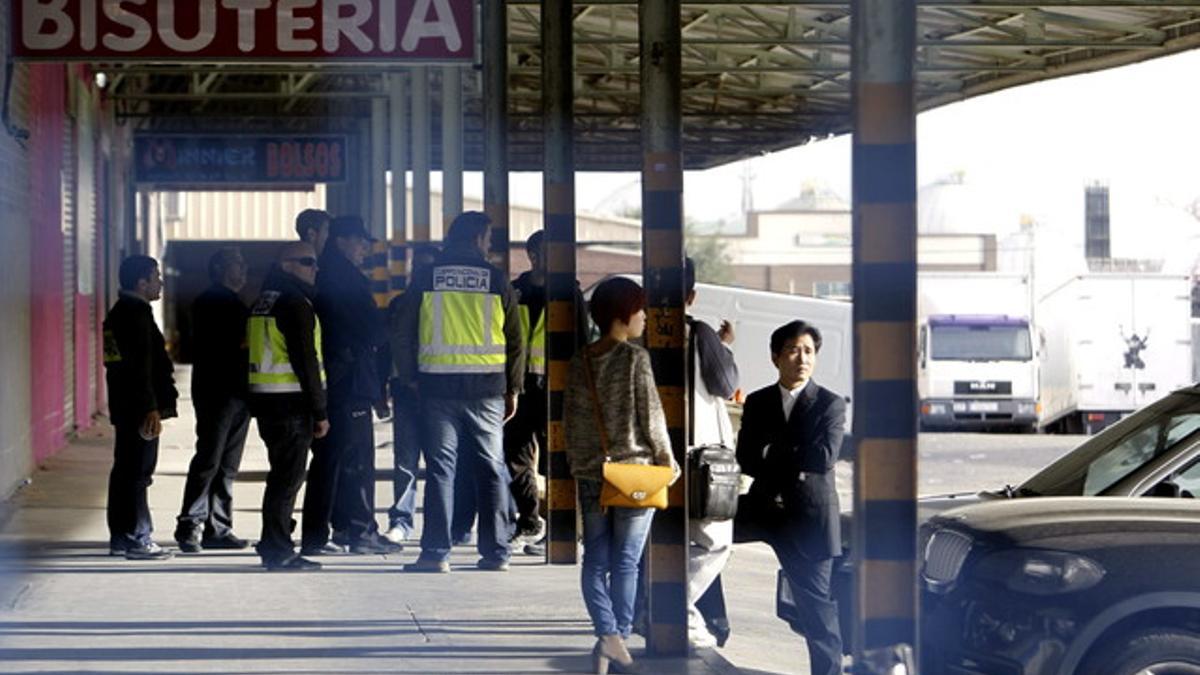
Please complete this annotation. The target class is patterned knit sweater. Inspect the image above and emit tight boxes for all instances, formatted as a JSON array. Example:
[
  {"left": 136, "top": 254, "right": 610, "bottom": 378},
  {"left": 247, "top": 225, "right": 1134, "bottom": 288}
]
[{"left": 563, "top": 340, "right": 681, "bottom": 483}]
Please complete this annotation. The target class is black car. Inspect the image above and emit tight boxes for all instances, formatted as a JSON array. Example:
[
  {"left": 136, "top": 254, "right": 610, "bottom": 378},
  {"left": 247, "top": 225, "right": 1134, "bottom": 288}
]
[
  {"left": 830, "top": 385, "right": 1200, "bottom": 664},
  {"left": 921, "top": 498, "right": 1200, "bottom": 675}
]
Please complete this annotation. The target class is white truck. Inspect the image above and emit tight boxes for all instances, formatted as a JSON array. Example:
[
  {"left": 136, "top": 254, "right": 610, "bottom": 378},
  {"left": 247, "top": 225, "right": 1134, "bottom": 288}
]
[
  {"left": 917, "top": 272, "right": 1040, "bottom": 432},
  {"left": 1038, "top": 273, "right": 1193, "bottom": 434},
  {"left": 590, "top": 276, "right": 854, "bottom": 426}
]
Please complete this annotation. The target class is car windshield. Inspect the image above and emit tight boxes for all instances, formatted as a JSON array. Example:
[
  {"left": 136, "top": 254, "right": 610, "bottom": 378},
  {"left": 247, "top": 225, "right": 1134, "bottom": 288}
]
[
  {"left": 930, "top": 324, "right": 1032, "bottom": 362},
  {"left": 1020, "top": 391, "right": 1200, "bottom": 496}
]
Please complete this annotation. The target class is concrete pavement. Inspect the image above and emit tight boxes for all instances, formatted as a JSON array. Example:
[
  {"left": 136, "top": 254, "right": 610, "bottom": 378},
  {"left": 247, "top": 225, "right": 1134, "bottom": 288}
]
[{"left": 0, "top": 375, "right": 778, "bottom": 674}]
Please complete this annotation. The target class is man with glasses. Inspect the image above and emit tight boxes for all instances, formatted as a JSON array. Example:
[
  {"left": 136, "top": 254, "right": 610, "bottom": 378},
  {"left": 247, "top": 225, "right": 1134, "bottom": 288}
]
[
  {"left": 302, "top": 216, "right": 398, "bottom": 556},
  {"left": 248, "top": 242, "right": 328, "bottom": 571}
]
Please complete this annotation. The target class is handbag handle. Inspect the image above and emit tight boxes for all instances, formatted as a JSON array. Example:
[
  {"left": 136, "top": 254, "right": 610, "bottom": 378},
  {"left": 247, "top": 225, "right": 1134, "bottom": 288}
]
[{"left": 581, "top": 346, "right": 612, "bottom": 462}]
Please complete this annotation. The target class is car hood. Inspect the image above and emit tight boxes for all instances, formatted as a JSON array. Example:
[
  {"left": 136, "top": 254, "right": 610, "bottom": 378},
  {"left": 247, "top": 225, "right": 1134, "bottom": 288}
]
[
  {"left": 839, "top": 491, "right": 1000, "bottom": 543},
  {"left": 928, "top": 497, "right": 1200, "bottom": 547}
]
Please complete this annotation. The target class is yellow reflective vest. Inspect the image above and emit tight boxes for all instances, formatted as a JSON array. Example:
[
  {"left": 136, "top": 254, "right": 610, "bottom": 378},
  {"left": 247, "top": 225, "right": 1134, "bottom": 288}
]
[
  {"left": 519, "top": 305, "right": 546, "bottom": 376},
  {"left": 418, "top": 264, "right": 506, "bottom": 374},
  {"left": 248, "top": 291, "right": 325, "bottom": 393}
]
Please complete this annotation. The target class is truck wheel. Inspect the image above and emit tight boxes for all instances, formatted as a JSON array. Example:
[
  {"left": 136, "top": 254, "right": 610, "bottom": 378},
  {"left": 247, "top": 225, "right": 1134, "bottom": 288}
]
[{"left": 1080, "top": 628, "right": 1200, "bottom": 675}]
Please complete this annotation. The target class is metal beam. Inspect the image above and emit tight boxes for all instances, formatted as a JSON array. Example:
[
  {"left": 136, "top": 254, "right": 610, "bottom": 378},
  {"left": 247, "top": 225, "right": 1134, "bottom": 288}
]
[
  {"left": 484, "top": 0, "right": 512, "bottom": 276},
  {"left": 441, "top": 66, "right": 464, "bottom": 230},
  {"left": 412, "top": 67, "right": 432, "bottom": 244}
]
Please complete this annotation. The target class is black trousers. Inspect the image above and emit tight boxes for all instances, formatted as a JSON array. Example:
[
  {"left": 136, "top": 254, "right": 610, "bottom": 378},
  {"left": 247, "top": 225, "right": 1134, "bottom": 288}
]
[
  {"left": 770, "top": 535, "right": 842, "bottom": 675},
  {"left": 302, "top": 404, "right": 376, "bottom": 547},
  {"left": 503, "top": 382, "right": 546, "bottom": 528},
  {"left": 256, "top": 413, "right": 313, "bottom": 563},
  {"left": 175, "top": 396, "right": 250, "bottom": 541},
  {"left": 107, "top": 422, "right": 160, "bottom": 548}
]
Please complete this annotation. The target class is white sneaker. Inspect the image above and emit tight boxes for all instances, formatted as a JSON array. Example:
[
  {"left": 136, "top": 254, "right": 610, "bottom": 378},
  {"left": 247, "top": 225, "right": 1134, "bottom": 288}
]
[
  {"left": 688, "top": 629, "right": 718, "bottom": 650},
  {"left": 382, "top": 525, "right": 409, "bottom": 544}
]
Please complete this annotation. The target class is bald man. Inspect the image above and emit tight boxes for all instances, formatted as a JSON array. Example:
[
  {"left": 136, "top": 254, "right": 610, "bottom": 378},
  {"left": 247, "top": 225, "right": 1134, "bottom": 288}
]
[{"left": 247, "top": 242, "right": 329, "bottom": 571}]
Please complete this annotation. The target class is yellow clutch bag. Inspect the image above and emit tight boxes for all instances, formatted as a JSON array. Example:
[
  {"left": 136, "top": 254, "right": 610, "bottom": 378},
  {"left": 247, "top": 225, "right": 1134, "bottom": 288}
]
[{"left": 600, "top": 462, "right": 674, "bottom": 510}]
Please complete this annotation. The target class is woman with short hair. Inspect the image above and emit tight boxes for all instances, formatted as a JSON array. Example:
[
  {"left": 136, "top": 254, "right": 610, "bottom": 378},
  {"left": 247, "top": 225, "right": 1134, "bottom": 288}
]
[{"left": 564, "top": 277, "right": 680, "bottom": 674}]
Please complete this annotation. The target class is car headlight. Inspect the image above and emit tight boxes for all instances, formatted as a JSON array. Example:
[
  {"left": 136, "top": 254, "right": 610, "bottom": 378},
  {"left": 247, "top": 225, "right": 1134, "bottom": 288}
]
[
  {"left": 976, "top": 549, "right": 1105, "bottom": 596},
  {"left": 1017, "top": 401, "right": 1036, "bottom": 414}
]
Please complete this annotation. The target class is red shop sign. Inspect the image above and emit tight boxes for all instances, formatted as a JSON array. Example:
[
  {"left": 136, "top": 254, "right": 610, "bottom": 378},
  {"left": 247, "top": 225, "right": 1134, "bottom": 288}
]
[{"left": 14, "top": 0, "right": 476, "bottom": 62}]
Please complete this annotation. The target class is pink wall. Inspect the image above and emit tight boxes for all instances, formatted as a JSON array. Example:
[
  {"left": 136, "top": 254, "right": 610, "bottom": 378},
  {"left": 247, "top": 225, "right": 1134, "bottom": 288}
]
[{"left": 29, "top": 64, "right": 68, "bottom": 463}]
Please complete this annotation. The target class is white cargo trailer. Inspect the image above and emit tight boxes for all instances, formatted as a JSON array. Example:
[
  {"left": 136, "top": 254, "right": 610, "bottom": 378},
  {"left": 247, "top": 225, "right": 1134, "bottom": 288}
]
[
  {"left": 917, "top": 272, "right": 1039, "bottom": 431},
  {"left": 1039, "top": 273, "right": 1193, "bottom": 434}
]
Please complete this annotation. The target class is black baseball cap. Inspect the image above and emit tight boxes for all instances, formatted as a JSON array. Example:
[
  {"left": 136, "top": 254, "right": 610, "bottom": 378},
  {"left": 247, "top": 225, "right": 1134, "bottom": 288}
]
[{"left": 329, "top": 215, "right": 376, "bottom": 242}]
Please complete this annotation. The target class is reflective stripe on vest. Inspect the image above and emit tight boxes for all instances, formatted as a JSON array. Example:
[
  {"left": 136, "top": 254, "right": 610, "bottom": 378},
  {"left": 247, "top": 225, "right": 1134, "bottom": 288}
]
[
  {"left": 519, "top": 305, "right": 546, "bottom": 376},
  {"left": 419, "top": 290, "right": 506, "bottom": 375},
  {"left": 248, "top": 293, "right": 324, "bottom": 394}
]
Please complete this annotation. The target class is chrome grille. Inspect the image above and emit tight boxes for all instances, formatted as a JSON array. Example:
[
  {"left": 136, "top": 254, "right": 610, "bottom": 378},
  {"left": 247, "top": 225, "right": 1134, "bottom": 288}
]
[{"left": 922, "top": 529, "right": 973, "bottom": 586}]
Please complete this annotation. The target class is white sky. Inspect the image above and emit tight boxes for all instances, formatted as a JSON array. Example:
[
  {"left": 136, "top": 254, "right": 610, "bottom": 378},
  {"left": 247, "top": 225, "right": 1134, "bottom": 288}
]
[{"left": 455, "top": 49, "right": 1200, "bottom": 249}]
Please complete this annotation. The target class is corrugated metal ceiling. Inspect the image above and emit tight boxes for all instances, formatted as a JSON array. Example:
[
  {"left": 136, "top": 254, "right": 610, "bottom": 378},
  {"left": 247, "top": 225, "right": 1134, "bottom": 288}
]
[{"left": 108, "top": 1, "right": 1200, "bottom": 171}]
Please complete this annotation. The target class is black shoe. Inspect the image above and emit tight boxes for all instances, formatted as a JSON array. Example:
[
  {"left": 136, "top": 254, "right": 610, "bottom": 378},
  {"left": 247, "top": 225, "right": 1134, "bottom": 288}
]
[
  {"left": 263, "top": 554, "right": 322, "bottom": 571},
  {"left": 202, "top": 534, "right": 250, "bottom": 550},
  {"left": 176, "top": 538, "right": 202, "bottom": 553},
  {"left": 349, "top": 535, "right": 403, "bottom": 555},
  {"left": 300, "top": 542, "right": 346, "bottom": 557}
]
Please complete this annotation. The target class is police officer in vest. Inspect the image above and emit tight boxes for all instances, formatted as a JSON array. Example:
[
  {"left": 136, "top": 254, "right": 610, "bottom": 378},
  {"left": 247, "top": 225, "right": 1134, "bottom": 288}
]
[
  {"left": 396, "top": 211, "right": 525, "bottom": 573},
  {"left": 248, "top": 242, "right": 328, "bottom": 571}
]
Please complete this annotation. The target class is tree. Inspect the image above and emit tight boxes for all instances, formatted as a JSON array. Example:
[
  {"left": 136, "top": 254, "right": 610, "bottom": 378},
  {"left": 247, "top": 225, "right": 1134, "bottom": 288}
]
[{"left": 685, "top": 220, "right": 734, "bottom": 286}]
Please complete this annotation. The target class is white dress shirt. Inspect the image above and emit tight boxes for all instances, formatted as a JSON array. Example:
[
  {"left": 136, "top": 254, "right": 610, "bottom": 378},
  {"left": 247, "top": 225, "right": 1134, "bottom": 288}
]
[{"left": 779, "top": 380, "right": 809, "bottom": 421}]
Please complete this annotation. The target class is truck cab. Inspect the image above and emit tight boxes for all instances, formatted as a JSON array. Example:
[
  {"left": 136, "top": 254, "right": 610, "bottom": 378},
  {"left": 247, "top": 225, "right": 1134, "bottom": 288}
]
[{"left": 919, "top": 314, "right": 1039, "bottom": 432}]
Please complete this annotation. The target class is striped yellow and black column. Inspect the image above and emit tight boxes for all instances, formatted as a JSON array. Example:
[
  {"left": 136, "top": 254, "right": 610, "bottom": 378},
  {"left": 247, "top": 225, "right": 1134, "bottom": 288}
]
[
  {"left": 483, "top": 0, "right": 510, "bottom": 276},
  {"left": 851, "top": 0, "right": 919, "bottom": 661},
  {"left": 369, "top": 240, "right": 391, "bottom": 308},
  {"left": 389, "top": 239, "right": 408, "bottom": 297},
  {"left": 542, "top": 0, "right": 577, "bottom": 565},
  {"left": 640, "top": 0, "right": 688, "bottom": 657}
]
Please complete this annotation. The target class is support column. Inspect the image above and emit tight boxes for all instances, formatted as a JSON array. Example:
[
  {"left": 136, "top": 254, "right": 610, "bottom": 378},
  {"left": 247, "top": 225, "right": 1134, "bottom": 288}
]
[
  {"left": 358, "top": 120, "right": 372, "bottom": 220},
  {"left": 851, "top": 0, "right": 919, "bottom": 663},
  {"left": 542, "top": 0, "right": 577, "bottom": 566},
  {"left": 639, "top": 0, "right": 687, "bottom": 657},
  {"left": 412, "top": 67, "right": 432, "bottom": 244},
  {"left": 389, "top": 72, "right": 410, "bottom": 298},
  {"left": 370, "top": 96, "right": 390, "bottom": 307},
  {"left": 441, "top": 66, "right": 464, "bottom": 230},
  {"left": 483, "top": 0, "right": 510, "bottom": 274}
]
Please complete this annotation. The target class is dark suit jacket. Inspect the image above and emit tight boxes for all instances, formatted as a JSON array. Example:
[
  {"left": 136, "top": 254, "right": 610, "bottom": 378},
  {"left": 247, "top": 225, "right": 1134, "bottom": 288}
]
[{"left": 736, "top": 381, "right": 846, "bottom": 559}]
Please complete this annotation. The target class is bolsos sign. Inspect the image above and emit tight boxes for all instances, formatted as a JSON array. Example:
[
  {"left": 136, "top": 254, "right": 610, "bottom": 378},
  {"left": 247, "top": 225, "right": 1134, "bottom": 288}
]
[
  {"left": 14, "top": 0, "right": 475, "bottom": 62},
  {"left": 134, "top": 134, "right": 348, "bottom": 186}
]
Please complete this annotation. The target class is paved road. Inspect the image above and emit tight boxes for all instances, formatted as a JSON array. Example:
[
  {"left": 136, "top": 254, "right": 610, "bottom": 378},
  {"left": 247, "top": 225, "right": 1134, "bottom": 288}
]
[
  {"left": 716, "top": 432, "right": 1085, "bottom": 675},
  {"left": 0, "top": 361, "right": 1092, "bottom": 674}
]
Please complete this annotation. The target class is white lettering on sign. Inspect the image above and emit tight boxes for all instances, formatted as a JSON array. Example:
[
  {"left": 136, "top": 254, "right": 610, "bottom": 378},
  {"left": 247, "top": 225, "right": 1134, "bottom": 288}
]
[
  {"left": 158, "top": 0, "right": 216, "bottom": 53},
  {"left": 402, "top": 0, "right": 460, "bottom": 52},
  {"left": 221, "top": 0, "right": 270, "bottom": 53},
  {"left": 323, "top": 0, "right": 374, "bottom": 53},
  {"left": 17, "top": 0, "right": 472, "bottom": 60},
  {"left": 433, "top": 266, "right": 490, "bottom": 293},
  {"left": 276, "top": 0, "right": 317, "bottom": 52},
  {"left": 24, "top": 0, "right": 72, "bottom": 50},
  {"left": 102, "top": 0, "right": 152, "bottom": 53}
]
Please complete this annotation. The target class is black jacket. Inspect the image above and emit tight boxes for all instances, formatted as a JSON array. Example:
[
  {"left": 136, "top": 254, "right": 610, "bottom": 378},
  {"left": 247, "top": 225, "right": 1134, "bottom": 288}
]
[
  {"left": 249, "top": 267, "right": 327, "bottom": 422},
  {"left": 688, "top": 317, "right": 739, "bottom": 400},
  {"left": 396, "top": 244, "right": 525, "bottom": 399},
  {"left": 190, "top": 284, "right": 249, "bottom": 402},
  {"left": 736, "top": 381, "right": 845, "bottom": 559},
  {"left": 314, "top": 247, "right": 388, "bottom": 407},
  {"left": 103, "top": 292, "right": 178, "bottom": 425}
]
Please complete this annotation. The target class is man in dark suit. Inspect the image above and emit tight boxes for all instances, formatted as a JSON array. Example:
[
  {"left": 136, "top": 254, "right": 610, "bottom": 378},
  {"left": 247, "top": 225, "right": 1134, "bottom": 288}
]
[{"left": 736, "top": 320, "right": 844, "bottom": 675}]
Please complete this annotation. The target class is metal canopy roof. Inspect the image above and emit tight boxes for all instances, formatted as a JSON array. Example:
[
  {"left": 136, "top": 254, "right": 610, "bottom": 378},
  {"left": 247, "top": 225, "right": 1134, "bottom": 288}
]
[{"left": 109, "top": 1, "right": 1200, "bottom": 171}]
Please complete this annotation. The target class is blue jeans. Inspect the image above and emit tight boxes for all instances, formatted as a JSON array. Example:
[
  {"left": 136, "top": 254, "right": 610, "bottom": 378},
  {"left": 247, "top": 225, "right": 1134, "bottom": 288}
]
[
  {"left": 419, "top": 396, "right": 511, "bottom": 563},
  {"left": 388, "top": 382, "right": 421, "bottom": 536},
  {"left": 579, "top": 479, "right": 656, "bottom": 638}
]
